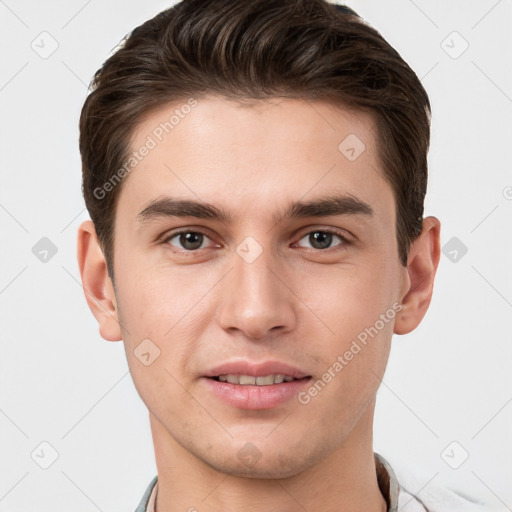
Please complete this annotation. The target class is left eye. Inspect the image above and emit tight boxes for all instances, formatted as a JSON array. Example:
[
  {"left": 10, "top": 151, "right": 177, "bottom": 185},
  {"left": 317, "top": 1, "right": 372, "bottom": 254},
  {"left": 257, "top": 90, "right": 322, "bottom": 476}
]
[
  {"left": 165, "top": 231, "right": 213, "bottom": 251},
  {"left": 295, "top": 230, "right": 346, "bottom": 250}
]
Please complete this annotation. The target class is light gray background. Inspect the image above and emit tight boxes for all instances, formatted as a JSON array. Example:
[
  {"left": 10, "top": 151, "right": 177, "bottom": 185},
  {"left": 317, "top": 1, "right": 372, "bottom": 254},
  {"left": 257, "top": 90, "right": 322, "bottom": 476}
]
[{"left": 1, "top": 1, "right": 511, "bottom": 511}]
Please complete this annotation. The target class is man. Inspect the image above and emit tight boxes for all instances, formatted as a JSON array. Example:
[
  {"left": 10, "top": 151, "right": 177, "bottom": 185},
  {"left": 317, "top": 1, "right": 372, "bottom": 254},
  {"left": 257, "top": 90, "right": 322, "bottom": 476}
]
[{"left": 77, "top": 1, "right": 444, "bottom": 510}]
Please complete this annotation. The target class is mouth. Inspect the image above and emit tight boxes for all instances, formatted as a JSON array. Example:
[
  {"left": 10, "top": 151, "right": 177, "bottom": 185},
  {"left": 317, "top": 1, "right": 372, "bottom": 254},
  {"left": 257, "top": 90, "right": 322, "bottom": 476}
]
[
  {"left": 203, "top": 361, "right": 312, "bottom": 409},
  {"left": 210, "top": 374, "right": 309, "bottom": 385},
  {"left": 205, "top": 360, "right": 310, "bottom": 381}
]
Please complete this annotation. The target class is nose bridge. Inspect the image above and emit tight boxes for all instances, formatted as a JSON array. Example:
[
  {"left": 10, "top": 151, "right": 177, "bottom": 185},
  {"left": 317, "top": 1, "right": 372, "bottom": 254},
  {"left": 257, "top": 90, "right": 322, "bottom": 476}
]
[
  {"left": 234, "top": 239, "right": 278, "bottom": 299},
  {"left": 217, "top": 236, "right": 296, "bottom": 339}
]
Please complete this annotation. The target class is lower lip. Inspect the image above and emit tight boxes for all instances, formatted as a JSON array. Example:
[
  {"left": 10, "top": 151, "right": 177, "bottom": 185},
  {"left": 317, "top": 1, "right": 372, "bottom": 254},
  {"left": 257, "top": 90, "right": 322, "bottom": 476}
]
[{"left": 203, "top": 377, "right": 311, "bottom": 410}]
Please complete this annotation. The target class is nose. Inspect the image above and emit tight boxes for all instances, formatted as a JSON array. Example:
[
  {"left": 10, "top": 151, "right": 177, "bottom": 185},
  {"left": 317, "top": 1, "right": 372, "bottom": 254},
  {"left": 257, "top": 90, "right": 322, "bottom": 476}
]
[{"left": 217, "top": 243, "right": 297, "bottom": 341}]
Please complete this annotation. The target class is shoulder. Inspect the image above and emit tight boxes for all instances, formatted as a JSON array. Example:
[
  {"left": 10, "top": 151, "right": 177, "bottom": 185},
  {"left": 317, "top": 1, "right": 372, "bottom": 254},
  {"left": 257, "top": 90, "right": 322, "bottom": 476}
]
[
  {"left": 134, "top": 475, "right": 158, "bottom": 512},
  {"left": 396, "top": 470, "right": 492, "bottom": 512},
  {"left": 376, "top": 453, "right": 491, "bottom": 512},
  {"left": 398, "top": 483, "right": 490, "bottom": 512}
]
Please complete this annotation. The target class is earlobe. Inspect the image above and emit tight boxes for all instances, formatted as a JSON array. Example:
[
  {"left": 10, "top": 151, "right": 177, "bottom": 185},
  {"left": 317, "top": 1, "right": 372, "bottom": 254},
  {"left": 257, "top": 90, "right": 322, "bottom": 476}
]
[
  {"left": 77, "top": 220, "right": 122, "bottom": 341},
  {"left": 394, "top": 216, "right": 441, "bottom": 335}
]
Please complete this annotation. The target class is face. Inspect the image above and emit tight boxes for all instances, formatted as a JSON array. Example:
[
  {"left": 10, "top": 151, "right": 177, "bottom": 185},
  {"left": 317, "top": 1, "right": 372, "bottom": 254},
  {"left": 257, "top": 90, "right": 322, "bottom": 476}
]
[{"left": 107, "top": 96, "right": 410, "bottom": 478}]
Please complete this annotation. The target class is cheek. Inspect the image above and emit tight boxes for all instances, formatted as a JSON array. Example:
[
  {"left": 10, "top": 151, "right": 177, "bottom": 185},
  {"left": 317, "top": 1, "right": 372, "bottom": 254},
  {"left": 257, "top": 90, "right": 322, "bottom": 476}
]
[
  {"left": 294, "top": 258, "right": 398, "bottom": 404},
  {"left": 302, "top": 262, "right": 398, "bottom": 340},
  {"left": 114, "top": 266, "right": 201, "bottom": 417},
  {"left": 114, "top": 255, "right": 208, "bottom": 334},
  {"left": 114, "top": 257, "right": 215, "bottom": 380}
]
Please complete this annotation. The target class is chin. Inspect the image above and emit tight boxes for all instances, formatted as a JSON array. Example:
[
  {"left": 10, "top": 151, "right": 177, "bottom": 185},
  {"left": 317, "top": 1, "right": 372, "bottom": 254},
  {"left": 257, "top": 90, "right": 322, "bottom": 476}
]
[{"left": 198, "top": 441, "right": 328, "bottom": 480}]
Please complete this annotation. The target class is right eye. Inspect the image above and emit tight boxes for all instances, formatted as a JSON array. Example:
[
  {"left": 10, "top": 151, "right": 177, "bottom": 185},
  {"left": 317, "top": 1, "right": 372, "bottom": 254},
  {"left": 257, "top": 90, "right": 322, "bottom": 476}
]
[{"left": 163, "top": 230, "right": 216, "bottom": 251}]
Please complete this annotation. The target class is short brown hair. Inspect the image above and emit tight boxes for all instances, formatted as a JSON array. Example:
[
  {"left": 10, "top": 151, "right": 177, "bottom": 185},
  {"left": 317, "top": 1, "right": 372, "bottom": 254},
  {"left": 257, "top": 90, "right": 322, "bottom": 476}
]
[{"left": 79, "top": 0, "right": 431, "bottom": 277}]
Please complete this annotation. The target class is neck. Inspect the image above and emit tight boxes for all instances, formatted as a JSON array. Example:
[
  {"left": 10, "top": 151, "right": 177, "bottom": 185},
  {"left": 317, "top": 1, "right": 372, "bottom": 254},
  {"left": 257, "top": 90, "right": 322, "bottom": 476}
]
[{"left": 150, "top": 401, "right": 387, "bottom": 512}]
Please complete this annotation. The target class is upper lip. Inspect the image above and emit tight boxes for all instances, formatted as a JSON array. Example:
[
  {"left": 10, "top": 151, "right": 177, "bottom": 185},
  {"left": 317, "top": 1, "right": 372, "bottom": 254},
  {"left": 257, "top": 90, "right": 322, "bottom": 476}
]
[{"left": 205, "top": 360, "right": 310, "bottom": 379}]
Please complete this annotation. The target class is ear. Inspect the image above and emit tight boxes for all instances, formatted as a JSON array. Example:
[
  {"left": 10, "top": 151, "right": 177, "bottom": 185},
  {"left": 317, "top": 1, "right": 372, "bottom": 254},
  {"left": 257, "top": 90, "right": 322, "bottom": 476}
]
[
  {"left": 394, "top": 216, "right": 441, "bottom": 335},
  {"left": 77, "top": 220, "right": 122, "bottom": 341}
]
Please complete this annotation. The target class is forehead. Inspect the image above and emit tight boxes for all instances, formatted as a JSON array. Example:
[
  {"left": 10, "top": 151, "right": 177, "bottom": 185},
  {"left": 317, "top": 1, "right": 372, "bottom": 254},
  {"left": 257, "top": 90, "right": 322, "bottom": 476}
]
[{"left": 119, "top": 95, "right": 392, "bottom": 219}]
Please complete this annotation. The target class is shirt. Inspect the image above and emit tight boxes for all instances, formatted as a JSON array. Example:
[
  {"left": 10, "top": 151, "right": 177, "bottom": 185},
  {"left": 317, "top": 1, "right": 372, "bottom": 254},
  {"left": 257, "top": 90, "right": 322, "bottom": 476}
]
[{"left": 134, "top": 453, "right": 427, "bottom": 512}]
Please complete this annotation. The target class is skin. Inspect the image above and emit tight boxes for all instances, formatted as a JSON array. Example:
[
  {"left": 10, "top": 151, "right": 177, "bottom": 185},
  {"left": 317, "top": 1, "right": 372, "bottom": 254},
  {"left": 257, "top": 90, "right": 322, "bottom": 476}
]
[{"left": 78, "top": 95, "right": 440, "bottom": 512}]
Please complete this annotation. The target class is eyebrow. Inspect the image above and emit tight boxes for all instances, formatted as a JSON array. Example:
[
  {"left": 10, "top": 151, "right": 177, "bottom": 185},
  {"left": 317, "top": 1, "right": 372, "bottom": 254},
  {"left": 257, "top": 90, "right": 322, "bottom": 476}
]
[{"left": 137, "top": 194, "right": 374, "bottom": 225}]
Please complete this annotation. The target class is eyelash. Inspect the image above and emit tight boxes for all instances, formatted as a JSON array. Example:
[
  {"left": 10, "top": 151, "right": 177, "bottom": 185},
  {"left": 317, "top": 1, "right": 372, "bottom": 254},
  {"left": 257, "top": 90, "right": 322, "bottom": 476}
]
[{"left": 161, "top": 228, "right": 351, "bottom": 254}]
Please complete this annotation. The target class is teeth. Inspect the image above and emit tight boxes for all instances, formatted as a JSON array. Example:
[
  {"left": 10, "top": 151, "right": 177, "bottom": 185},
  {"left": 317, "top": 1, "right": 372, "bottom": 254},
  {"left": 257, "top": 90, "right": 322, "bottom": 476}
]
[
  {"left": 227, "top": 374, "right": 238, "bottom": 384},
  {"left": 216, "top": 374, "right": 295, "bottom": 385},
  {"left": 239, "top": 375, "right": 256, "bottom": 385}
]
